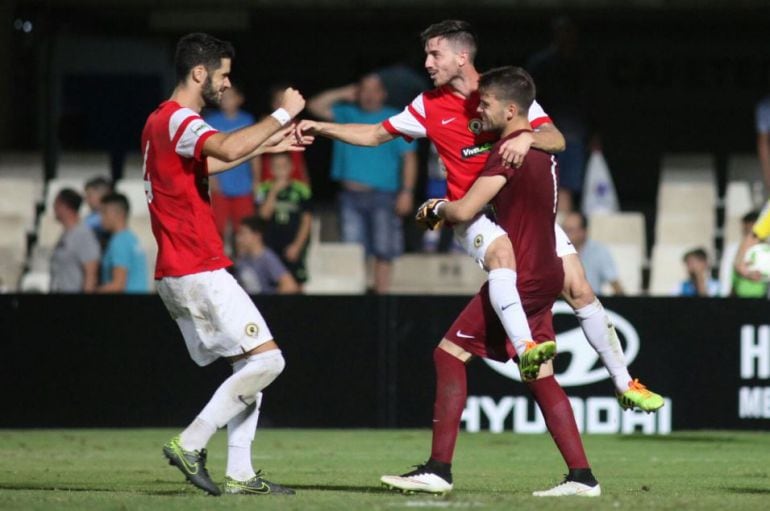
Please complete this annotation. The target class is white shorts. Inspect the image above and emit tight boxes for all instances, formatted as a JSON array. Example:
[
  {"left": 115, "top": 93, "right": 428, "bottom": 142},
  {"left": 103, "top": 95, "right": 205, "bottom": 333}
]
[
  {"left": 555, "top": 223, "right": 578, "bottom": 257},
  {"left": 455, "top": 214, "right": 577, "bottom": 266},
  {"left": 453, "top": 213, "right": 508, "bottom": 267},
  {"left": 157, "top": 269, "right": 273, "bottom": 367}
]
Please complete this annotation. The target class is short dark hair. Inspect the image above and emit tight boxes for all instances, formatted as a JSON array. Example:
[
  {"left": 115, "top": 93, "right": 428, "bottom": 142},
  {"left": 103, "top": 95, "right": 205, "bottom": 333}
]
[
  {"left": 683, "top": 247, "right": 708, "bottom": 263},
  {"left": 85, "top": 176, "right": 112, "bottom": 192},
  {"left": 56, "top": 188, "right": 82, "bottom": 213},
  {"left": 420, "top": 20, "right": 478, "bottom": 61},
  {"left": 478, "top": 66, "right": 536, "bottom": 115},
  {"left": 175, "top": 32, "right": 235, "bottom": 84},
  {"left": 240, "top": 215, "right": 267, "bottom": 235},
  {"left": 743, "top": 210, "right": 759, "bottom": 224},
  {"left": 101, "top": 193, "right": 130, "bottom": 216}
]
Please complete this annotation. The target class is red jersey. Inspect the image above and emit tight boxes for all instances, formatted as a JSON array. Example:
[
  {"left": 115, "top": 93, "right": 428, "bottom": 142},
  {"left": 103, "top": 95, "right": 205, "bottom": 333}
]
[
  {"left": 382, "top": 85, "right": 551, "bottom": 201},
  {"left": 481, "top": 130, "right": 563, "bottom": 298},
  {"left": 141, "top": 101, "right": 232, "bottom": 278}
]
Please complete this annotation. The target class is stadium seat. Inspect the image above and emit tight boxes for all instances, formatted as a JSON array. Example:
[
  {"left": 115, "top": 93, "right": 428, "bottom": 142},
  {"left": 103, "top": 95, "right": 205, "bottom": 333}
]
[
  {"left": 604, "top": 243, "right": 642, "bottom": 295},
  {"left": 36, "top": 213, "right": 61, "bottom": 249},
  {"left": 657, "top": 182, "right": 716, "bottom": 216},
  {"left": 727, "top": 154, "right": 762, "bottom": 184},
  {"left": 0, "top": 217, "right": 26, "bottom": 290},
  {"left": 55, "top": 152, "right": 110, "bottom": 180},
  {"left": 28, "top": 245, "right": 52, "bottom": 272},
  {"left": 589, "top": 212, "right": 646, "bottom": 260},
  {"left": 115, "top": 179, "right": 150, "bottom": 217},
  {"left": 648, "top": 243, "right": 695, "bottom": 296},
  {"left": 304, "top": 242, "right": 366, "bottom": 294},
  {"left": 0, "top": 178, "right": 41, "bottom": 230},
  {"left": 723, "top": 181, "right": 754, "bottom": 247},
  {"left": 390, "top": 254, "right": 485, "bottom": 295},
  {"left": 20, "top": 271, "right": 51, "bottom": 293},
  {"left": 0, "top": 151, "right": 43, "bottom": 179},
  {"left": 654, "top": 213, "right": 715, "bottom": 254},
  {"left": 660, "top": 153, "right": 716, "bottom": 185}
]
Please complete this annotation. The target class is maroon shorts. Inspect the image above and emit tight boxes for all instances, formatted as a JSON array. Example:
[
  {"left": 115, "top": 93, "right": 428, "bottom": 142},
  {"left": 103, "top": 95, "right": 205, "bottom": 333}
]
[{"left": 444, "top": 282, "right": 558, "bottom": 362}]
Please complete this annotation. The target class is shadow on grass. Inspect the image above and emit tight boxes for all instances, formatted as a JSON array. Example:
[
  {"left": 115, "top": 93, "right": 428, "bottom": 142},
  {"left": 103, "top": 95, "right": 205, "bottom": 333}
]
[
  {"left": 617, "top": 434, "right": 737, "bottom": 443},
  {"left": 0, "top": 483, "right": 192, "bottom": 496},
  {"left": 285, "top": 483, "right": 393, "bottom": 495},
  {"left": 725, "top": 487, "right": 770, "bottom": 495}
]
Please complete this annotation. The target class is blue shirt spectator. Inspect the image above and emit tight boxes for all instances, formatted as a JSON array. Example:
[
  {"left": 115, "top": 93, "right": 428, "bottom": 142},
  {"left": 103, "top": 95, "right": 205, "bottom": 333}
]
[
  {"left": 101, "top": 229, "right": 148, "bottom": 293},
  {"left": 205, "top": 109, "right": 256, "bottom": 197},
  {"left": 330, "top": 103, "right": 413, "bottom": 192}
]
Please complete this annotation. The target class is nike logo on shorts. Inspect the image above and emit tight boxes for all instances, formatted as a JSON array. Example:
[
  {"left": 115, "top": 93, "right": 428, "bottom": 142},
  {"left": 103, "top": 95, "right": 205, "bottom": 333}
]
[
  {"left": 456, "top": 330, "right": 475, "bottom": 339},
  {"left": 441, "top": 117, "right": 456, "bottom": 125},
  {"left": 501, "top": 302, "right": 518, "bottom": 311}
]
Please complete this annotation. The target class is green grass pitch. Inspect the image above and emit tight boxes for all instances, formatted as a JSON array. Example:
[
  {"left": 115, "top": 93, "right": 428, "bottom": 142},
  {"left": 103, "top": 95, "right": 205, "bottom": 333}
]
[{"left": 1, "top": 429, "right": 768, "bottom": 510}]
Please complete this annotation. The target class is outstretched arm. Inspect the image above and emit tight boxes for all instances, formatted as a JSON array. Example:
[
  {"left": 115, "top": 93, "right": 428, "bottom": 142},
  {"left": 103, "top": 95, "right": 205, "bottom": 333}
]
[
  {"left": 439, "top": 175, "right": 507, "bottom": 224},
  {"left": 207, "top": 124, "right": 311, "bottom": 175},
  {"left": 203, "top": 88, "right": 305, "bottom": 164},
  {"left": 295, "top": 119, "right": 396, "bottom": 147}
]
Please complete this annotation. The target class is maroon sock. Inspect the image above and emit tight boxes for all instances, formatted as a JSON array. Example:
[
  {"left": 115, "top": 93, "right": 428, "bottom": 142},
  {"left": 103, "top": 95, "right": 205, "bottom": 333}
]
[
  {"left": 527, "top": 375, "right": 590, "bottom": 469},
  {"left": 430, "top": 348, "right": 467, "bottom": 464}
]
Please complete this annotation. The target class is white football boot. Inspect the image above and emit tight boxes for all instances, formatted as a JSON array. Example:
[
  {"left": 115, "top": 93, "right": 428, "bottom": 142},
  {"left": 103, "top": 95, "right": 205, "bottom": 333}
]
[
  {"left": 381, "top": 461, "right": 453, "bottom": 495},
  {"left": 532, "top": 479, "right": 601, "bottom": 497}
]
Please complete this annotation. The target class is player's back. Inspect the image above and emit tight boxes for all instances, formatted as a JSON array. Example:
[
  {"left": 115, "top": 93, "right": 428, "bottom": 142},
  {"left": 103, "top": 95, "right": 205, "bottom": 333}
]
[
  {"left": 141, "top": 101, "right": 231, "bottom": 279},
  {"left": 480, "top": 130, "right": 563, "bottom": 299}
]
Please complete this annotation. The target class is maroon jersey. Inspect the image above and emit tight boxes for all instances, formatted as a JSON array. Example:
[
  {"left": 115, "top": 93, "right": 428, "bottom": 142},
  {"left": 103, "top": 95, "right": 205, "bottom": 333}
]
[
  {"left": 141, "top": 101, "right": 232, "bottom": 278},
  {"left": 480, "top": 129, "right": 563, "bottom": 299}
]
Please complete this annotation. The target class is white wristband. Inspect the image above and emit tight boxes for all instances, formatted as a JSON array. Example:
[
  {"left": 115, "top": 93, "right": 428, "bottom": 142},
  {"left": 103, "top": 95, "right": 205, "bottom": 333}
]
[{"left": 270, "top": 108, "right": 291, "bottom": 127}]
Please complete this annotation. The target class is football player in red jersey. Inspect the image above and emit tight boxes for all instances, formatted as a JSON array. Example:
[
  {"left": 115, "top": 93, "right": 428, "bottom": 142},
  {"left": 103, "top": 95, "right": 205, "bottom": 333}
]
[
  {"left": 142, "top": 32, "right": 307, "bottom": 496},
  {"left": 383, "top": 67, "right": 601, "bottom": 497},
  {"left": 297, "top": 20, "right": 661, "bottom": 413}
]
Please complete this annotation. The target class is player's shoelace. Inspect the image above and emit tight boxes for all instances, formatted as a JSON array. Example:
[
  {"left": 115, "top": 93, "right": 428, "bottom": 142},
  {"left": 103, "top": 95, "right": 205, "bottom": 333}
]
[{"left": 627, "top": 379, "right": 652, "bottom": 397}]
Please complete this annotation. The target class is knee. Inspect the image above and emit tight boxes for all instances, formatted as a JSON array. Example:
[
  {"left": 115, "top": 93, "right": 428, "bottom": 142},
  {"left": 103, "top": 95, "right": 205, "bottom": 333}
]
[{"left": 484, "top": 237, "right": 515, "bottom": 270}]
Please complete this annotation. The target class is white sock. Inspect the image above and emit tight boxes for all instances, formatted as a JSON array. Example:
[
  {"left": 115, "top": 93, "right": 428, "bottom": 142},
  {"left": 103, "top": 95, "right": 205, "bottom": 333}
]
[
  {"left": 179, "top": 417, "right": 217, "bottom": 452},
  {"left": 574, "top": 299, "right": 632, "bottom": 392},
  {"left": 226, "top": 392, "right": 262, "bottom": 481},
  {"left": 180, "top": 350, "right": 285, "bottom": 451},
  {"left": 488, "top": 268, "right": 532, "bottom": 356}
]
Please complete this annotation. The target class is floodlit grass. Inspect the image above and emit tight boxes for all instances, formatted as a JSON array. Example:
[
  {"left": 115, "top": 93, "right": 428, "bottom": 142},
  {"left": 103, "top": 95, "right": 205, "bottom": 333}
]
[{"left": 0, "top": 429, "right": 768, "bottom": 510}]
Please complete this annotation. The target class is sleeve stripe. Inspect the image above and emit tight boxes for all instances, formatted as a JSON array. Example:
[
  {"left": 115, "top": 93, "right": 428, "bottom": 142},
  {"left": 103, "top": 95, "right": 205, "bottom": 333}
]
[
  {"left": 382, "top": 119, "right": 414, "bottom": 142},
  {"left": 531, "top": 116, "right": 552, "bottom": 129},
  {"left": 194, "top": 130, "right": 217, "bottom": 162},
  {"left": 407, "top": 104, "right": 427, "bottom": 127},
  {"left": 171, "top": 116, "right": 197, "bottom": 148},
  {"left": 168, "top": 107, "right": 200, "bottom": 141}
]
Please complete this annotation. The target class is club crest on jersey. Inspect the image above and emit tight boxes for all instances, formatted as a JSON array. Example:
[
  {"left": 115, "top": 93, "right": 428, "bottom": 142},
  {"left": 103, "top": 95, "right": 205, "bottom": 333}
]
[
  {"left": 461, "top": 142, "right": 493, "bottom": 159},
  {"left": 245, "top": 323, "right": 260, "bottom": 338},
  {"left": 468, "top": 118, "right": 483, "bottom": 134}
]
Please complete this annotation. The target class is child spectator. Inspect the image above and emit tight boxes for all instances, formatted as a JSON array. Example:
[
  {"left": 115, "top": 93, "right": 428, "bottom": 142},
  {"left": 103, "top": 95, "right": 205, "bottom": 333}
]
[
  {"left": 258, "top": 152, "right": 312, "bottom": 287},
  {"left": 234, "top": 216, "right": 299, "bottom": 294}
]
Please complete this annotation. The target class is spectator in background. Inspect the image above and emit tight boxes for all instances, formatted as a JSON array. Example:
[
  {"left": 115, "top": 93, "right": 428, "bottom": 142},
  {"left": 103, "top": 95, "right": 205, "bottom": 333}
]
[
  {"left": 256, "top": 83, "right": 311, "bottom": 186},
  {"left": 234, "top": 215, "right": 299, "bottom": 294},
  {"left": 205, "top": 85, "right": 258, "bottom": 242},
  {"left": 307, "top": 74, "right": 417, "bottom": 293},
  {"left": 678, "top": 247, "right": 720, "bottom": 297},
  {"left": 720, "top": 211, "right": 767, "bottom": 297},
  {"left": 97, "top": 193, "right": 148, "bottom": 293},
  {"left": 258, "top": 152, "right": 312, "bottom": 287},
  {"left": 561, "top": 211, "right": 624, "bottom": 295},
  {"left": 50, "top": 188, "right": 100, "bottom": 293},
  {"left": 528, "top": 16, "right": 594, "bottom": 213},
  {"left": 83, "top": 176, "right": 113, "bottom": 247}
]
